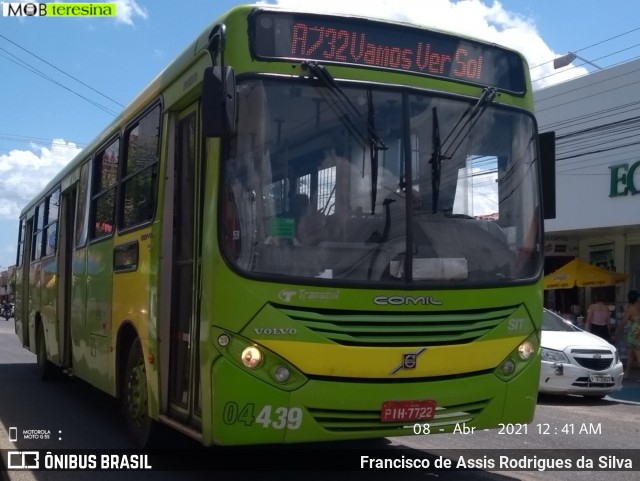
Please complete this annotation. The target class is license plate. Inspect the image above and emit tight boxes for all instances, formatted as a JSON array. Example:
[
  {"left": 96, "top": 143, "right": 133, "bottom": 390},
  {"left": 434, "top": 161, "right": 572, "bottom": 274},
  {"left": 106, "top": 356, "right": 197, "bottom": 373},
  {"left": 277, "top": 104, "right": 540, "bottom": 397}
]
[
  {"left": 380, "top": 400, "right": 436, "bottom": 422},
  {"left": 589, "top": 374, "right": 613, "bottom": 383}
]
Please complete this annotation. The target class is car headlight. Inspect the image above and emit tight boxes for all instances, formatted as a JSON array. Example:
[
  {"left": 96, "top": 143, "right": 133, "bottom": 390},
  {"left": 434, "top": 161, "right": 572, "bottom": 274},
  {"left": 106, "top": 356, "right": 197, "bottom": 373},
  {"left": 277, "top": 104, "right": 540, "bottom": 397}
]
[{"left": 541, "top": 348, "right": 569, "bottom": 363}]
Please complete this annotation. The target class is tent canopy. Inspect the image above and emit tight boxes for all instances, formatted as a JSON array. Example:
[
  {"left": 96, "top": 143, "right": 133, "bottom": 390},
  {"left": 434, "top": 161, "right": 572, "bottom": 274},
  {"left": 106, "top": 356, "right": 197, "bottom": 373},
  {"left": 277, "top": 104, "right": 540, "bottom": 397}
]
[{"left": 543, "top": 258, "right": 627, "bottom": 290}]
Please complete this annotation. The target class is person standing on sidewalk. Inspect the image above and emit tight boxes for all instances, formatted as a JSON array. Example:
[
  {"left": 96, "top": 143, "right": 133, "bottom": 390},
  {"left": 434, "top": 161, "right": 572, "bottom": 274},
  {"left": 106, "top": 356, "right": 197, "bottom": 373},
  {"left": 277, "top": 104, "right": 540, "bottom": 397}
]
[
  {"left": 585, "top": 293, "right": 612, "bottom": 341},
  {"left": 615, "top": 290, "right": 640, "bottom": 380}
]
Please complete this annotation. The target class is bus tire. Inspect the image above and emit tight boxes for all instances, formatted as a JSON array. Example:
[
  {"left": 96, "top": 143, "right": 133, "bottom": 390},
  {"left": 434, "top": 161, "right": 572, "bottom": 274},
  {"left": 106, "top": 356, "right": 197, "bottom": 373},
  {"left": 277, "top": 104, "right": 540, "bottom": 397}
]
[
  {"left": 36, "top": 322, "right": 54, "bottom": 381},
  {"left": 122, "top": 338, "right": 154, "bottom": 448}
]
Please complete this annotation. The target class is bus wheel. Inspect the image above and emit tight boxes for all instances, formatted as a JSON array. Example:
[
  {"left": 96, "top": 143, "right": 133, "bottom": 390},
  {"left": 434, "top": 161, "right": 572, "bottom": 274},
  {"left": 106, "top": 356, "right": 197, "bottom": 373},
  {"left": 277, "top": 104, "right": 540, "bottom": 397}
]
[
  {"left": 122, "top": 338, "right": 153, "bottom": 447},
  {"left": 36, "top": 322, "right": 53, "bottom": 381}
]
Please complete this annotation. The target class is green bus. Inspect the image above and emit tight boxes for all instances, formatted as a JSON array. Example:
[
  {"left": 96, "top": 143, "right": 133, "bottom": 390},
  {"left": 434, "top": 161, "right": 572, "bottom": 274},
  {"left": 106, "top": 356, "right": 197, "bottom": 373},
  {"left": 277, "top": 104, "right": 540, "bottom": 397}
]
[{"left": 15, "top": 5, "right": 555, "bottom": 447}]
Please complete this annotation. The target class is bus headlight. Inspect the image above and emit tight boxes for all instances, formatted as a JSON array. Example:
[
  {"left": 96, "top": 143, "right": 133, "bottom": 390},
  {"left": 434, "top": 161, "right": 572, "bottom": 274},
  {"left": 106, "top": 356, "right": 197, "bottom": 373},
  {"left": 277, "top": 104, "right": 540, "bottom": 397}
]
[
  {"left": 517, "top": 341, "right": 535, "bottom": 360},
  {"left": 211, "top": 328, "right": 307, "bottom": 390},
  {"left": 501, "top": 359, "right": 516, "bottom": 375},
  {"left": 241, "top": 346, "right": 262, "bottom": 368},
  {"left": 274, "top": 365, "right": 291, "bottom": 383},
  {"left": 494, "top": 332, "right": 539, "bottom": 381}
]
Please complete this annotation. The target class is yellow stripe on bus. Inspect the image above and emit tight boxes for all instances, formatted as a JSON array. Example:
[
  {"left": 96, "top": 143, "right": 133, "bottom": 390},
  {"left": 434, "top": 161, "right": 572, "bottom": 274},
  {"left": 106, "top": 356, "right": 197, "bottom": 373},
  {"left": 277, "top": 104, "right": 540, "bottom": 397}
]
[{"left": 259, "top": 337, "right": 525, "bottom": 378}]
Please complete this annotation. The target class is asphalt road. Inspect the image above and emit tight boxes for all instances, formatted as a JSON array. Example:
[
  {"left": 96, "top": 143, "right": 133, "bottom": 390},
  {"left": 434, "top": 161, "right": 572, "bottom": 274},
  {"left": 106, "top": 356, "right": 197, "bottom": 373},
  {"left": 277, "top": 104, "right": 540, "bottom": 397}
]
[{"left": 1, "top": 317, "right": 638, "bottom": 481}]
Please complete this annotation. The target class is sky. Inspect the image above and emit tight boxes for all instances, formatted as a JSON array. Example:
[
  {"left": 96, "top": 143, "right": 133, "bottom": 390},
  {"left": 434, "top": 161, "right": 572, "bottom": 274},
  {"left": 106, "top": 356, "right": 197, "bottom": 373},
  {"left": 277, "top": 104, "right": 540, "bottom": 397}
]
[{"left": 1, "top": 0, "right": 639, "bottom": 271}]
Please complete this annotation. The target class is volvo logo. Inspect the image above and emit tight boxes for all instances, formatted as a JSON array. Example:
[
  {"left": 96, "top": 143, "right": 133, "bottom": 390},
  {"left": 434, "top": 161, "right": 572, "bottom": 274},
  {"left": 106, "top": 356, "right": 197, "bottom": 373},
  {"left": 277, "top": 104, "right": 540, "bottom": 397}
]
[
  {"left": 390, "top": 348, "right": 427, "bottom": 374},
  {"left": 253, "top": 327, "right": 297, "bottom": 335}
]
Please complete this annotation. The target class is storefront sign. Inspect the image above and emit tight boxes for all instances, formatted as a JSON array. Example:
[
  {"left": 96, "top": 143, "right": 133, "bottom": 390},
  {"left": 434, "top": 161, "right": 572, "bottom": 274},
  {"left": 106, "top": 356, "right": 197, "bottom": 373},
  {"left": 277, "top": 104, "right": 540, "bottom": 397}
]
[
  {"left": 544, "top": 235, "right": 578, "bottom": 257},
  {"left": 609, "top": 161, "right": 640, "bottom": 196}
]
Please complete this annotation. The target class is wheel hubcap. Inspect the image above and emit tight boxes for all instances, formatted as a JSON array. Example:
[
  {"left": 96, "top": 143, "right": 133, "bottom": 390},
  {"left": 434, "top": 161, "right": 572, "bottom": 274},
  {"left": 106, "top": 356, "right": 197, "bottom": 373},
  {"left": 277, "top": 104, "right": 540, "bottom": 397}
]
[{"left": 126, "top": 360, "right": 147, "bottom": 426}]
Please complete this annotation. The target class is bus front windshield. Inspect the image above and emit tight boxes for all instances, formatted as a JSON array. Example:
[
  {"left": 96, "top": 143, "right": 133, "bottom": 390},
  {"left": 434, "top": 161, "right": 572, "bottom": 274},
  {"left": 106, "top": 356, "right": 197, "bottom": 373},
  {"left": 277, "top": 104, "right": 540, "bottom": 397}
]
[{"left": 220, "top": 77, "right": 541, "bottom": 286}]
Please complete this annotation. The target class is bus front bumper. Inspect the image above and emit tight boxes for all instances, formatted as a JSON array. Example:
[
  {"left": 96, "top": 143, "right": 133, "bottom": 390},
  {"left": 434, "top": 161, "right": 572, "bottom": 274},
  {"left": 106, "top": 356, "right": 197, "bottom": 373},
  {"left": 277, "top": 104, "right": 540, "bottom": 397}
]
[{"left": 206, "top": 355, "right": 539, "bottom": 446}]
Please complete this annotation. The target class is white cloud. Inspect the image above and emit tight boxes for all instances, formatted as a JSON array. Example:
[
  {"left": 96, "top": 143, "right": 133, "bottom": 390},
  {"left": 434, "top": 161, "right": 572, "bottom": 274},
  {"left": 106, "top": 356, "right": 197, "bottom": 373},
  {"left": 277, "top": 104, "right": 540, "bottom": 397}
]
[
  {"left": 259, "top": 0, "right": 588, "bottom": 88},
  {"left": 114, "top": 0, "right": 148, "bottom": 26},
  {"left": 0, "top": 139, "right": 80, "bottom": 219}
]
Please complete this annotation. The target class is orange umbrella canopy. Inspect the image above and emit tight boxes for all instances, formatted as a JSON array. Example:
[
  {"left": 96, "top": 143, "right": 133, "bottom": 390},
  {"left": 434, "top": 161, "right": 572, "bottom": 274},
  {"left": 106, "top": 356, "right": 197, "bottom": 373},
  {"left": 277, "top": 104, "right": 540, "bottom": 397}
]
[{"left": 543, "top": 258, "right": 627, "bottom": 290}]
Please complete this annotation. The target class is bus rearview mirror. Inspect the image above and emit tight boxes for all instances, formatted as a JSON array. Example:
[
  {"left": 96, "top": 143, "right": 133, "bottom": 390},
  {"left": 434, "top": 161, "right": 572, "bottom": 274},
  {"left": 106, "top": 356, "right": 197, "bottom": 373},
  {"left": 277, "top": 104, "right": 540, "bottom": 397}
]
[{"left": 202, "top": 66, "right": 236, "bottom": 137}]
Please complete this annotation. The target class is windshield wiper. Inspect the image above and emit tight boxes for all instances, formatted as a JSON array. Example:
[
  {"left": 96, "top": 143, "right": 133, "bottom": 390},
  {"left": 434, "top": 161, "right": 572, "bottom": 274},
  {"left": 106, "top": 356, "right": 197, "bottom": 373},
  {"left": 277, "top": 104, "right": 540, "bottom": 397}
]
[
  {"left": 442, "top": 86, "right": 497, "bottom": 159},
  {"left": 430, "top": 87, "right": 497, "bottom": 213},
  {"left": 303, "top": 61, "right": 387, "bottom": 150},
  {"left": 302, "top": 61, "right": 387, "bottom": 213}
]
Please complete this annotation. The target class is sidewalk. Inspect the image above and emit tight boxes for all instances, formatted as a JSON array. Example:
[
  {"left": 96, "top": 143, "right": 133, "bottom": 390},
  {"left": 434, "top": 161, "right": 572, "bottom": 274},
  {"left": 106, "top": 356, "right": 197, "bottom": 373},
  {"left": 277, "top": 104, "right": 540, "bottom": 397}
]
[{"left": 606, "top": 363, "right": 640, "bottom": 405}]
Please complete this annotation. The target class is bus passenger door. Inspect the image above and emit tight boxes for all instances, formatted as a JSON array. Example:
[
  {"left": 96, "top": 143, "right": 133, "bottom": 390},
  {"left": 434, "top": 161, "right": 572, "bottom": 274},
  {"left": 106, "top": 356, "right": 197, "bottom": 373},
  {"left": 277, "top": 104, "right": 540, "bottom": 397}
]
[
  {"left": 17, "top": 219, "right": 34, "bottom": 347},
  {"left": 167, "top": 104, "right": 202, "bottom": 426},
  {"left": 57, "top": 188, "right": 76, "bottom": 369}
]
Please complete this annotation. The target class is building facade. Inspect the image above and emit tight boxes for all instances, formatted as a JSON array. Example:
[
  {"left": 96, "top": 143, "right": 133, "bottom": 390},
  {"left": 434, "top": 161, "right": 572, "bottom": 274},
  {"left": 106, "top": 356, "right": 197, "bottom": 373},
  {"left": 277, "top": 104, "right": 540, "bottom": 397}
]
[{"left": 535, "top": 59, "right": 640, "bottom": 319}]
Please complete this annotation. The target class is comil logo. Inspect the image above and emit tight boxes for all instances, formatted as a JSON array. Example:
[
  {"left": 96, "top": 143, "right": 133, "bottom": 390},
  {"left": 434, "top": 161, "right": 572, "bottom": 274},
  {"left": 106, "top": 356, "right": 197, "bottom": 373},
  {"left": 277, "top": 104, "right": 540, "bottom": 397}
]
[{"left": 2, "top": 3, "right": 116, "bottom": 17}]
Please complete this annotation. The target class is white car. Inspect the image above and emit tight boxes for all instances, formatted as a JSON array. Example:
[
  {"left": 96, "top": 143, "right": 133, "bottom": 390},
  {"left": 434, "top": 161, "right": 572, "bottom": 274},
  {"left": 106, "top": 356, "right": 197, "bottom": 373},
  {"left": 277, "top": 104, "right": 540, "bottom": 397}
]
[{"left": 539, "top": 309, "right": 624, "bottom": 398}]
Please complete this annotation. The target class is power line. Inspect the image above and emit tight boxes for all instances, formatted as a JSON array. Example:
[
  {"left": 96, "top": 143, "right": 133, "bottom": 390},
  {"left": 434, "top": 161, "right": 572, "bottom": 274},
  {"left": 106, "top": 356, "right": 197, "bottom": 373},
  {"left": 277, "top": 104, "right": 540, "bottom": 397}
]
[
  {"left": 530, "top": 24, "right": 640, "bottom": 70},
  {"left": 0, "top": 132, "right": 86, "bottom": 149},
  {"left": 0, "top": 34, "right": 125, "bottom": 109},
  {"left": 532, "top": 50, "right": 640, "bottom": 86},
  {"left": 540, "top": 110, "right": 640, "bottom": 173},
  {"left": 0, "top": 38, "right": 122, "bottom": 117},
  {"left": 529, "top": 24, "right": 640, "bottom": 90},
  {"left": 576, "top": 25, "right": 640, "bottom": 56},
  {"left": 535, "top": 63, "right": 640, "bottom": 115},
  {"left": 0, "top": 47, "right": 120, "bottom": 117}
]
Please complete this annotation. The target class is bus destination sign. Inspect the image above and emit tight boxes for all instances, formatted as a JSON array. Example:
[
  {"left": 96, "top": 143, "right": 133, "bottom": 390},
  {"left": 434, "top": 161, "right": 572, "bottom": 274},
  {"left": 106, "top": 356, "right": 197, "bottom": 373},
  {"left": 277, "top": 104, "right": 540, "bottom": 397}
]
[{"left": 250, "top": 11, "right": 526, "bottom": 93}]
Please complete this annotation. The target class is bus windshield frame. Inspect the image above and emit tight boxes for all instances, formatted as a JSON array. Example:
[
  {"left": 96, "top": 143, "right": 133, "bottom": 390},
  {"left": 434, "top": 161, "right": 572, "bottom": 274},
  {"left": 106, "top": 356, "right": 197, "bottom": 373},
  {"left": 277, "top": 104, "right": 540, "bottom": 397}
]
[{"left": 219, "top": 76, "right": 542, "bottom": 288}]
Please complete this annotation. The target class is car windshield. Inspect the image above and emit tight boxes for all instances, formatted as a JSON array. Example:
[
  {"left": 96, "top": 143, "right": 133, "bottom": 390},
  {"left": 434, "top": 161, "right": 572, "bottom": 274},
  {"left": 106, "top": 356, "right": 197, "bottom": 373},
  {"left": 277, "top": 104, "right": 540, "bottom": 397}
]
[
  {"left": 542, "top": 310, "right": 580, "bottom": 332},
  {"left": 220, "top": 77, "right": 542, "bottom": 287}
]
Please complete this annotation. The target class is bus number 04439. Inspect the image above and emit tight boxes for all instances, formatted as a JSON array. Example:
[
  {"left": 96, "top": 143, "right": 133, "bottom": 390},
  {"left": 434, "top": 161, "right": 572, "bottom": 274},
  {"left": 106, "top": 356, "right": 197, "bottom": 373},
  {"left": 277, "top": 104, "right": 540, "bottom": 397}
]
[{"left": 223, "top": 402, "right": 303, "bottom": 429}]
